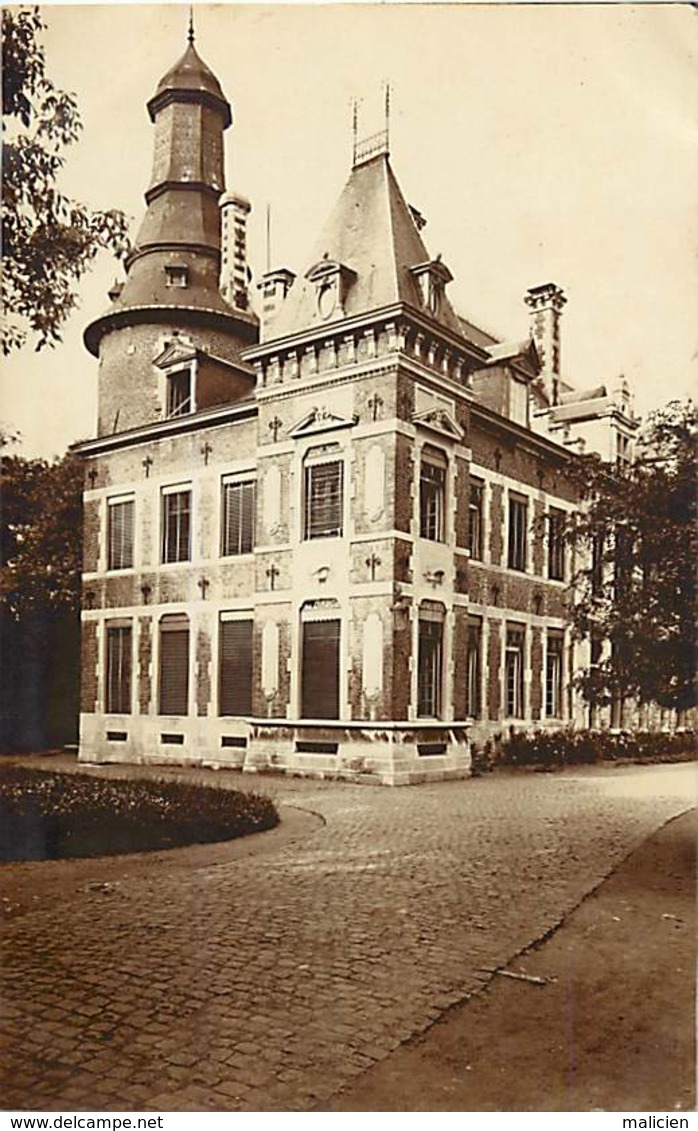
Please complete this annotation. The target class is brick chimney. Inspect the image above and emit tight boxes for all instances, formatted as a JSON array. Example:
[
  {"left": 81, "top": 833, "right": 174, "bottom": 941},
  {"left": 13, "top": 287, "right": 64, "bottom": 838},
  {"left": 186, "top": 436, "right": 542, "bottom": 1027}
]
[
  {"left": 220, "top": 192, "right": 252, "bottom": 313},
  {"left": 524, "top": 283, "right": 567, "bottom": 406},
  {"left": 257, "top": 268, "right": 296, "bottom": 341}
]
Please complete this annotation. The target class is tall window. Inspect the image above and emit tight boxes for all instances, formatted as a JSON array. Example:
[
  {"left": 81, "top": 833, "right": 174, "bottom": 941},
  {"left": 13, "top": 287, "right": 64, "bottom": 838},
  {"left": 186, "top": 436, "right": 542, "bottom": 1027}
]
[
  {"left": 546, "top": 632, "right": 564, "bottom": 718},
  {"left": 162, "top": 487, "right": 191, "bottom": 563},
  {"left": 107, "top": 497, "right": 134, "bottom": 570},
  {"left": 301, "top": 618, "right": 341, "bottom": 719},
  {"left": 304, "top": 459, "right": 343, "bottom": 540},
  {"left": 508, "top": 495, "right": 528, "bottom": 572},
  {"left": 219, "top": 617, "right": 253, "bottom": 716},
  {"left": 166, "top": 369, "right": 192, "bottom": 417},
  {"left": 420, "top": 450, "right": 447, "bottom": 541},
  {"left": 468, "top": 479, "right": 484, "bottom": 560},
  {"left": 159, "top": 615, "right": 189, "bottom": 716},
  {"left": 222, "top": 479, "right": 255, "bottom": 556},
  {"left": 548, "top": 508, "right": 565, "bottom": 581},
  {"left": 616, "top": 432, "right": 631, "bottom": 467},
  {"left": 466, "top": 618, "right": 482, "bottom": 718},
  {"left": 505, "top": 625, "right": 525, "bottom": 718},
  {"left": 417, "top": 614, "right": 444, "bottom": 717},
  {"left": 105, "top": 623, "right": 132, "bottom": 714}
]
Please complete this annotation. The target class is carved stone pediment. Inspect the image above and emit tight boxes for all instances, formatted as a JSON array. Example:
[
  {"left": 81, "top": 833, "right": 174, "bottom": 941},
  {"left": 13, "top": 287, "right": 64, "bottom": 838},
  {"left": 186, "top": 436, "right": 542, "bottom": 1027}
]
[
  {"left": 411, "top": 407, "right": 465, "bottom": 442},
  {"left": 289, "top": 406, "right": 358, "bottom": 439},
  {"left": 153, "top": 340, "right": 198, "bottom": 370}
]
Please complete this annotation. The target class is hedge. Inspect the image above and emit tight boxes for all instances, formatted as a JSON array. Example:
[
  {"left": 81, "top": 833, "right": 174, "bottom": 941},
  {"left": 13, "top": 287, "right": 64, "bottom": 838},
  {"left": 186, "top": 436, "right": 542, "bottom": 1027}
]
[{"left": 499, "top": 728, "right": 696, "bottom": 769}]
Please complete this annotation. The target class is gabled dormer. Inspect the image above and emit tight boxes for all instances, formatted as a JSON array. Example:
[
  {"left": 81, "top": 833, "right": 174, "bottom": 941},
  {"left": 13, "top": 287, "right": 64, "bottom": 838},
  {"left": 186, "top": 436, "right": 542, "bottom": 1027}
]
[
  {"left": 152, "top": 335, "right": 254, "bottom": 419},
  {"left": 410, "top": 258, "right": 454, "bottom": 320},
  {"left": 471, "top": 338, "right": 541, "bottom": 427},
  {"left": 305, "top": 257, "right": 357, "bottom": 324}
]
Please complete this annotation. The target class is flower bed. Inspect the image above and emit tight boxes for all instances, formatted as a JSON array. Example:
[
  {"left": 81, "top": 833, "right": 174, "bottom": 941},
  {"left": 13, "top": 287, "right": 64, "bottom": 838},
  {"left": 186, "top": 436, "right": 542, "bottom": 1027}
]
[
  {"left": 500, "top": 729, "right": 696, "bottom": 769},
  {"left": 0, "top": 767, "right": 279, "bottom": 861}
]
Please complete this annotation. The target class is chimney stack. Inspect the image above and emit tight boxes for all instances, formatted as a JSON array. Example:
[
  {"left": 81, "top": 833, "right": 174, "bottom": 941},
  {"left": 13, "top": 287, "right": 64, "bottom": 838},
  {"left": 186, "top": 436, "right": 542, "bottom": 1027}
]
[
  {"left": 524, "top": 283, "right": 567, "bottom": 406},
  {"left": 220, "top": 192, "right": 252, "bottom": 312},
  {"left": 257, "top": 268, "right": 296, "bottom": 341}
]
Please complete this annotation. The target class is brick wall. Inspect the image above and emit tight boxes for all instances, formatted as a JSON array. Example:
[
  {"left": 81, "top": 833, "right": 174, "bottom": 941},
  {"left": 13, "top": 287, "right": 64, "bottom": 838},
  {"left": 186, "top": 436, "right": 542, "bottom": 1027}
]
[
  {"left": 487, "top": 618, "right": 501, "bottom": 721},
  {"left": 489, "top": 484, "right": 503, "bottom": 564},
  {"left": 394, "top": 434, "right": 414, "bottom": 534},
  {"left": 452, "top": 606, "right": 468, "bottom": 721},
  {"left": 530, "top": 625, "right": 543, "bottom": 721},
  {"left": 80, "top": 621, "right": 98, "bottom": 713},
  {"left": 97, "top": 322, "right": 254, "bottom": 438},
  {"left": 454, "top": 455, "right": 470, "bottom": 549},
  {"left": 83, "top": 501, "right": 100, "bottom": 573},
  {"left": 138, "top": 617, "right": 152, "bottom": 715},
  {"left": 391, "top": 608, "right": 412, "bottom": 719}
]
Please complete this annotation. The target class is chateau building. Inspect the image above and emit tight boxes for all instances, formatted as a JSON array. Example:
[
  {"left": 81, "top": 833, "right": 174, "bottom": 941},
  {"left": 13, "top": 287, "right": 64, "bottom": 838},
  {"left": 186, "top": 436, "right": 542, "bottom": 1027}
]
[{"left": 76, "top": 35, "right": 638, "bottom": 783}]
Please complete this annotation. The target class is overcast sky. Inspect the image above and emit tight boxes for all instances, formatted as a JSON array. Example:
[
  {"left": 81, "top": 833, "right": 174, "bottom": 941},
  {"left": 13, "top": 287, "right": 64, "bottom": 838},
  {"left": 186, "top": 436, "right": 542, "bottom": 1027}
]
[{"left": 2, "top": 2, "right": 696, "bottom": 458}]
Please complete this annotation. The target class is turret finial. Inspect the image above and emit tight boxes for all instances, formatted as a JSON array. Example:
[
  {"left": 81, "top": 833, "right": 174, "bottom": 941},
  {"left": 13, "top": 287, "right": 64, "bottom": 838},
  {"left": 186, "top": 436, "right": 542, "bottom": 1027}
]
[{"left": 187, "top": 6, "right": 195, "bottom": 45}]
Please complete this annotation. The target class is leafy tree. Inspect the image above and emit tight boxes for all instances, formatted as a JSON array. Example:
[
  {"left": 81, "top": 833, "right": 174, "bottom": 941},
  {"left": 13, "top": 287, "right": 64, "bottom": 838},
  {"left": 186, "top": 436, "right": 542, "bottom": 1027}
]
[
  {"left": 1, "top": 448, "right": 83, "bottom": 616},
  {"left": 1, "top": 447, "right": 83, "bottom": 751},
  {"left": 569, "top": 400, "right": 697, "bottom": 716},
  {"left": 2, "top": 6, "right": 130, "bottom": 354}
]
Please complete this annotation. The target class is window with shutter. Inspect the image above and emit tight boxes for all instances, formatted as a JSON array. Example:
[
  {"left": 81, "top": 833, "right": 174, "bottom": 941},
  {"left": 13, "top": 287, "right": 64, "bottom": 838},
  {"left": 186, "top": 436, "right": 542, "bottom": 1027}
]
[
  {"left": 106, "top": 624, "right": 132, "bottom": 713},
  {"left": 304, "top": 460, "right": 343, "bottom": 539},
  {"left": 159, "top": 616, "right": 189, "bottom": 715},
  {"left": 417, "top": 616, "right": 443, "bottom": 717},
  {"left": 221, "top": 480, "right": 255, "bottom": 556},
  {"left": 219, "top": 618, "right": 253, "bottom": 716},
  {"left": 107, "top": 498, "right": 134, "bottom": 570},
  {"left": 508, "top": 495, "right": 528, "bottom": 571},
  {"left": 301, "top": 619, "right": 340, "bottom": 719},
  {"left": 162, "top": 488, "right": 191, "bottom": 563}
]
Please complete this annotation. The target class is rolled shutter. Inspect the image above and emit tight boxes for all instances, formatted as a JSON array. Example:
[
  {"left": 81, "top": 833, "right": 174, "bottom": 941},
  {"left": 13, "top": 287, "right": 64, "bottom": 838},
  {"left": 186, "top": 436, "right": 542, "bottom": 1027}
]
[
  {"left": 219, "top": 619, "right": 253, "bottom": 716},
  {"left": 108, "top": 500, "right": 134, "bottom": 569},
  {"left": 222, "top": 482, "right": 255, "bottom": 555},
  {"left": 305, "top": 462, "right": 343, "bottom": 539},
  {"left": 301, "top": 619, "right": 340, "bottom": 719},
  {"left": 159, "top": 618, "right": 189, "bottom": 715}
]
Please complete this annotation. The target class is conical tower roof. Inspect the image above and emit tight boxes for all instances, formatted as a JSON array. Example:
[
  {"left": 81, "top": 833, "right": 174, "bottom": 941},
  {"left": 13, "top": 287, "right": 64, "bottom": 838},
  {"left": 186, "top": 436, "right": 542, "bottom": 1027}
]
[
  {"left": 271, "top": 151, "right": 462, "bottom": 339},
  {"left": 148, "top": 41, "right": 231, "bottom": 127}
]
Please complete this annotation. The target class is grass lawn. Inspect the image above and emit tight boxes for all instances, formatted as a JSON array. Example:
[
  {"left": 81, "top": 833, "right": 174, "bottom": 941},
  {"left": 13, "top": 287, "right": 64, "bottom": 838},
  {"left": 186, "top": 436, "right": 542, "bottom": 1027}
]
[{"left": 0, "top": 766, "right": 279, "bottom": 861}]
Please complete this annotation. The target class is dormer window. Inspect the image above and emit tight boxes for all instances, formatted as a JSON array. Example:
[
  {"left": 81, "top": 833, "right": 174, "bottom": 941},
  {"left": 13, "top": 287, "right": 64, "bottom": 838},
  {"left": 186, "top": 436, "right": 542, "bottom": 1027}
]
[
  {"left": 305, "top": 258, "right": 356, "bottom": 322},
  {"left": 165, "top": 264, "right": 189, "bottom": 289},
  {"left": 410, "top": 259, "right": 453, "bottom": 317},
  {"left": 166, "top": 368, "right": 192, "bottom": 417}
]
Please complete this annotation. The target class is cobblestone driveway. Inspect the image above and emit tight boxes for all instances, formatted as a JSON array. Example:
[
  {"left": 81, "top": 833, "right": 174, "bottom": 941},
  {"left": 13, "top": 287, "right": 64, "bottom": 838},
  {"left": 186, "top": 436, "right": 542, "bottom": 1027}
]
[{"left": 1, "top": 760, "right": 695, "bottom": 1111}]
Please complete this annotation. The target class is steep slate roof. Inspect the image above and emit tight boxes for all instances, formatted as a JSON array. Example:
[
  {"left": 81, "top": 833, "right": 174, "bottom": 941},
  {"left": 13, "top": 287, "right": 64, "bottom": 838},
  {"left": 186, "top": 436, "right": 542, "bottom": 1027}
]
[{"left": 271, "top": 153, "right": 464, "bottom": 340}]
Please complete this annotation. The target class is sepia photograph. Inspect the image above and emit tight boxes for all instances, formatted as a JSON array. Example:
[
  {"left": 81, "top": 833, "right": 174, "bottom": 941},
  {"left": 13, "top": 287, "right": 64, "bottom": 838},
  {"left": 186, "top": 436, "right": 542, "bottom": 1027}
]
[{"left": 1, "top": 1, "right": 696, "bottom": 1119}]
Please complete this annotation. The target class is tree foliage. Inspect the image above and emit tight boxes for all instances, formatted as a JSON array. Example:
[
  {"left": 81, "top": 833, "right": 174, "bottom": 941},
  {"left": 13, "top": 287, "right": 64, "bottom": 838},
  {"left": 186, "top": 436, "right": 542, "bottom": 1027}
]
[
  {"left": 0, "top": 448, "right": 83, "bottom": 617},
  {"left": 569, "top": 400, "right": 697, "bottom": 714},
  {"left": 2, "top": 6, "right": 130, "bottom": 354}
]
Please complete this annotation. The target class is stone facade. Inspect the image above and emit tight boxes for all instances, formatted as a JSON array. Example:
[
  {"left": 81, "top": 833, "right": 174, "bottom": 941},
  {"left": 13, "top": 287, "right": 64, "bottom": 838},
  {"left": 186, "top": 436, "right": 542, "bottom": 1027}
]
[{"left": 75, "top": 35, "right": 639, "bottom": 783}]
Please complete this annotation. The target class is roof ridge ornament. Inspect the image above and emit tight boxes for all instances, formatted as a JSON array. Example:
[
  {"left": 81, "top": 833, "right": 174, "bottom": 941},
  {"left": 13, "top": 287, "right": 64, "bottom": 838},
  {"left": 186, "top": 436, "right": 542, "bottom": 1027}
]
[
  {"left": 188, "top": 6, "right": 195, "bottom": 45},
  {"left": 352, "top": 82, "right": 392, "bottom": 168}
]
